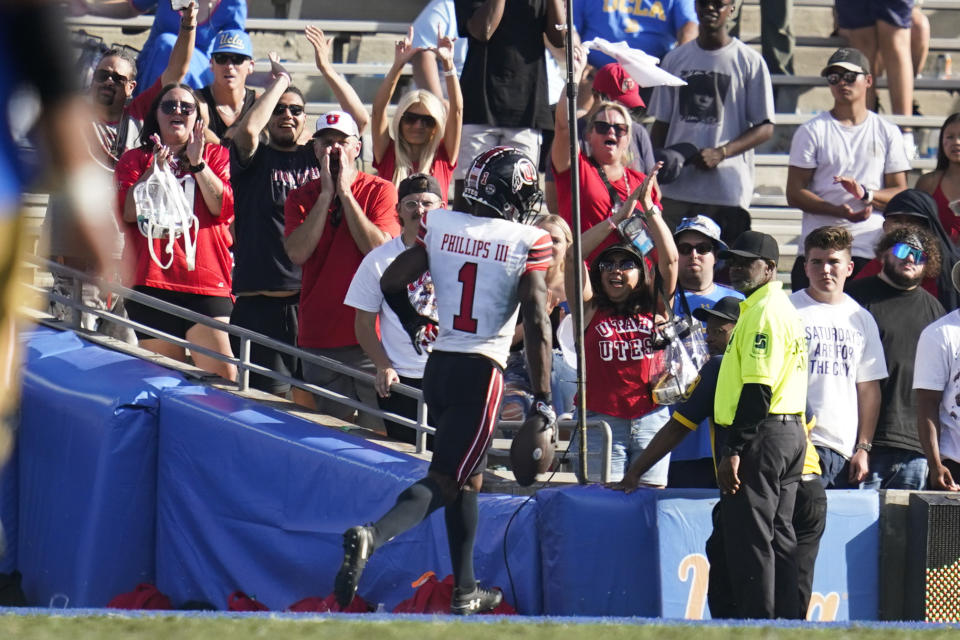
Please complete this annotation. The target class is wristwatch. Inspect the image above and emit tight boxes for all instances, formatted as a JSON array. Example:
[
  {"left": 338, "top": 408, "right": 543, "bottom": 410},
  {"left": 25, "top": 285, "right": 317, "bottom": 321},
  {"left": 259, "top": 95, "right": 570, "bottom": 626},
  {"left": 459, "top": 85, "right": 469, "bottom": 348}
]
[
  {"left": 187, "top": 161, "right": 206, "bottom": 174},
  {"left": 859, "top": 184, "right": 873, "bottom": 204},
  {"left": 855, "top": 442, "right": 872, "bottom": 453}
]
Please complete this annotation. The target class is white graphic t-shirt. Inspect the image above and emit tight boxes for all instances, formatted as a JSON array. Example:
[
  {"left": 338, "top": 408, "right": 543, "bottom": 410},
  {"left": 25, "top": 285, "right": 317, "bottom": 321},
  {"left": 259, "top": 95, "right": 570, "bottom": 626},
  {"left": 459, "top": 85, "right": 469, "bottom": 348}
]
[
  {"left": 913, "top": 310, "right": 960, "bottom": 464},
  {"left": 790, "top": 290, "right": 887, "bottom": 457}
]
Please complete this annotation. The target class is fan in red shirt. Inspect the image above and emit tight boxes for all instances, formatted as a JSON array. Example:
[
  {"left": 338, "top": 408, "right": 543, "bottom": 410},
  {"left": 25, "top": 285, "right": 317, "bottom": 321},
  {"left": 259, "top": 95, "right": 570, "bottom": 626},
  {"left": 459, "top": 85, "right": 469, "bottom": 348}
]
[
  {"left": 116, "top": 83, "right": 236, "bottom": 381},
  {"left": 284, "top": 110, "right": 400, "bottom": 427},
  {"left": 370, "top": 26, "right": 461, "bottom": 198},
  {"left": 551, "top": 46, "right": 658, "bottom": 263}
]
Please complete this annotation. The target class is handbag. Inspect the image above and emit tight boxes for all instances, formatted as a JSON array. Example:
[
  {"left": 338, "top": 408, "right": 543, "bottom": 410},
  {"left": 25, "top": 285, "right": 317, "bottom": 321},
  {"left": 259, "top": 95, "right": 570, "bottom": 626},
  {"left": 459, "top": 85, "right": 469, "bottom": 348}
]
[
  {"left": 649, "top": 278, "right": 709, "bottom": 405},
  {"left": 133, "top": 149, "right": 199, "bottom": 271}
]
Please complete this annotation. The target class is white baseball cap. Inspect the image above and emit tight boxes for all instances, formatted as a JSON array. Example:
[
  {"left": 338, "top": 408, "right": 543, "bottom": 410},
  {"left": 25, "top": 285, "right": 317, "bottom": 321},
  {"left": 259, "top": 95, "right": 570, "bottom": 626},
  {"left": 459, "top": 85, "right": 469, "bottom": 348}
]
[{"left": 315, "top": 110, "right": 359, "bottom": 138}]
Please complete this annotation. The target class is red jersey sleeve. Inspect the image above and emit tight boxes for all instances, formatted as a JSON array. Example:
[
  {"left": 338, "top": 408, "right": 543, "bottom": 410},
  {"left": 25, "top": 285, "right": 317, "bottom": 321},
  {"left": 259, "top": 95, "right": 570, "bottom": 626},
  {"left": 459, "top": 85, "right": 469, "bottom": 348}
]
[
  {"left": 204, "top": 143, "right": 234, "bottom": 223},
  {"left": 126, "top": 78, "right": 163, "bottom": 123},
  {"left": 524, "top": 230, "right": 552, "bottom": 274}
]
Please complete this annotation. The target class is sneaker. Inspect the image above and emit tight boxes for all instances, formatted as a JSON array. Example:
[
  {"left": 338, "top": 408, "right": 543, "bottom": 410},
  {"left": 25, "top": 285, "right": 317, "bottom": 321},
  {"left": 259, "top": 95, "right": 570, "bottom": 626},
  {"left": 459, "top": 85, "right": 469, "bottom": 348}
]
[
  {"left": 334, "top": 525, "right": 375, "bottom": 608},
  {"left": 450, "top": 583, "right": 503, "bottom": 615}
]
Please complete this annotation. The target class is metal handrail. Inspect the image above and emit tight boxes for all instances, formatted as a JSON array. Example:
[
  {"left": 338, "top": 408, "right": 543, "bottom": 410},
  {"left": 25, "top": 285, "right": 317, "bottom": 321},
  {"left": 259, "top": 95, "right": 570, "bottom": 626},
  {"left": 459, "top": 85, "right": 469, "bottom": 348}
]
[{"left": 29, "top": 254, "right": 613, "bottom": 473}]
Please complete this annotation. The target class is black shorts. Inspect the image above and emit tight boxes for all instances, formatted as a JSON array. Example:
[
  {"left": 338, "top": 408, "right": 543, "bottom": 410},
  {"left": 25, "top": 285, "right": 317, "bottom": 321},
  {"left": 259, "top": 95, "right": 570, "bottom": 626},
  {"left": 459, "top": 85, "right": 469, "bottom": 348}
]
[
  {"left": 125, "top": 285, "right": 233, "bottom": 341},
  {"left": 229, "top": 293, "right": 300, "bottom": 394},
  {"left": 423, "top": 350, "right": 504, "bottom": 487}
]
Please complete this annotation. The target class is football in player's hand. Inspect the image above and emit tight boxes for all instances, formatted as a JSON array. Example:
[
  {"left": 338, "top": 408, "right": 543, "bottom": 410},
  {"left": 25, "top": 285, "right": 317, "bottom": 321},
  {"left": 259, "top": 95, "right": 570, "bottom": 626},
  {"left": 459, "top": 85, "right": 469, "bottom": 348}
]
[{"left": 510, "top": 413, "right": 556, "bottom": 487}]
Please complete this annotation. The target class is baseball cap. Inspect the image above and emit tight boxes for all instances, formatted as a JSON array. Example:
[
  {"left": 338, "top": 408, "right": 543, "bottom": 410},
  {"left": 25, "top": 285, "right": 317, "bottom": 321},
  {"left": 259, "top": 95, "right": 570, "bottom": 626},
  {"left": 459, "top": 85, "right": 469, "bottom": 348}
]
[
  {"left": 593, "top": 63, "right": 645, "bottom": 109},
  {"left": 821, "top": 47, "right": 871, "bottom": 76},
  {"left": 883, "top": 189, "right": 936, "bottom": 224},
  {"left": 397, "top": 173, "right": 442, "bottom": 201},
  {"left": 594, "top": 242, "right": 645, "bottom": 268},
  {"left": 211, "top": 29, "right": 253, "bottom": 58},
  {"left": 674, "top": 215, "right": 728, "bottom": 252},
  {"left": 314, "top": 110, "right": 360, "bottom": 138},
  {"left": 692, "top": 296, "right": 741, "bottom": 324},
  {"left": 718, "top": 230, "right": 780, "bottom": 263}
]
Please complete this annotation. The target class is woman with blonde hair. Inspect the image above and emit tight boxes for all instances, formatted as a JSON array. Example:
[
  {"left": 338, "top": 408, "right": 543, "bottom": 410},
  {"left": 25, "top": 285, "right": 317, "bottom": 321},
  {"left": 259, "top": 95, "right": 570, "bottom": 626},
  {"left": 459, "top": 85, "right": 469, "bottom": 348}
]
[
  {"left": 552, "top": 47, "right": 655, "bottom": 260},
  {"left": 372, "top": 26, "right": 462, "bottom": 198}
]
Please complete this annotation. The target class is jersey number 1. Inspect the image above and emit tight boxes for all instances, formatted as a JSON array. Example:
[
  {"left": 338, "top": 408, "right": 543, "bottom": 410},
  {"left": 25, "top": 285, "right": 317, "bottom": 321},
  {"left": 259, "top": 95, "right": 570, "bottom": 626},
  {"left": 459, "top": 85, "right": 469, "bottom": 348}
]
[{"left": 453, "top": 262, "right": 479, "bottom": 333}]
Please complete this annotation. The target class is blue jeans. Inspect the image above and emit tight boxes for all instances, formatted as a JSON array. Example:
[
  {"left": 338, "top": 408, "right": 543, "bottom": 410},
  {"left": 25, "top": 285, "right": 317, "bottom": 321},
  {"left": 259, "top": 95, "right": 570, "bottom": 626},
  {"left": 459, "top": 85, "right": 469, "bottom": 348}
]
[
  {"left": 815, "top": 445, "right": 854, "bottom": 489},
  {"left": 860, "top": 445, "right": 928, "bottom": 490},
  {"left": 569, "top": 406, "right": 671, "bottom": 484}
]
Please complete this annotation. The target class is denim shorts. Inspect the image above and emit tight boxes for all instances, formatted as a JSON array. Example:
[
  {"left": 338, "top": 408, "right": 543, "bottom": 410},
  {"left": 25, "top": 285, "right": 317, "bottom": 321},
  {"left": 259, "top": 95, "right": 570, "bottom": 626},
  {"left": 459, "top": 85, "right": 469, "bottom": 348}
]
[
  {"left": 860, "top": 445, "right": 927, "bottom": 490},
  {"left": 569, "top": 406, "right": 671, "bottom": 484},
  {"left": 835, "top": 0, "right": 912, "bottom": 30}
]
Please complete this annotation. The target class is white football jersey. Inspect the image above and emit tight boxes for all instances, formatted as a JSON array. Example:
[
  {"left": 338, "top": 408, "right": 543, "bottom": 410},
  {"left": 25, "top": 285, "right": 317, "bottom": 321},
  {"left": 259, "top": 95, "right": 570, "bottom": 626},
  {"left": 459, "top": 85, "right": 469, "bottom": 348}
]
[{"left": 417, "top": 209, "right": 551, "bottom": 367}]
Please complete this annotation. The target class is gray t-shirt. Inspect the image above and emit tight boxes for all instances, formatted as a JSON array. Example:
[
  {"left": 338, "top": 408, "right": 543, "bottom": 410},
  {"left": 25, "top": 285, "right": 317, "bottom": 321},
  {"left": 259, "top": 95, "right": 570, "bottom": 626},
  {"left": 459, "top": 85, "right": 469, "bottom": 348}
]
[{"left": 649, "top": 38, "right": 774, "bottom": 209}]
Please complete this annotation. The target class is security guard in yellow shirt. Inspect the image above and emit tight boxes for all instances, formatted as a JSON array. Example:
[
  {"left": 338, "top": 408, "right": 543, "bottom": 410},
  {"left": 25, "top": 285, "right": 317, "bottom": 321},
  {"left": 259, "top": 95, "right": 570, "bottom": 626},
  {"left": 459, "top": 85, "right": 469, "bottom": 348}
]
[{"left": 714, "top": 231, "right": 807, "bottom": 620}]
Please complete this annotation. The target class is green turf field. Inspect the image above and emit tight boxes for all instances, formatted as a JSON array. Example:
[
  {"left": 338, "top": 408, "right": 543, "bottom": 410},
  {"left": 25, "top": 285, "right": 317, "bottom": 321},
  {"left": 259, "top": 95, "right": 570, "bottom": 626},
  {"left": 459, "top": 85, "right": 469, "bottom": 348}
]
[{"left": 1, "top": 616, "right": 958, "bottom": 640}]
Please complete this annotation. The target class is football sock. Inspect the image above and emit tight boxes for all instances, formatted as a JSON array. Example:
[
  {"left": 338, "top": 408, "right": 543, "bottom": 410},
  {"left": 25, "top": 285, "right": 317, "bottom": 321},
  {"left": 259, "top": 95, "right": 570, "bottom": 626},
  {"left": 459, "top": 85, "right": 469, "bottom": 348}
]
[
  {"left": 371, "top": 477, "right": 445, "bottom": 547},
  {"left": 445, "top": 488, "right": 479, "bottom": 592}
]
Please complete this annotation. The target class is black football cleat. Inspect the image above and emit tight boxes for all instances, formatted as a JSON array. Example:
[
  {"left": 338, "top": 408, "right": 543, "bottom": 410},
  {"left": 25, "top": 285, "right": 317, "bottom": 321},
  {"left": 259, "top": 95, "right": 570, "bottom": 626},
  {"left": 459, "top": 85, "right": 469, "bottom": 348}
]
[
  {"left": 450, "top": 583, "right": 503, "bottom": 615},
  {"left": 334, "top": 525, "right": 375, "bottom": 608}
]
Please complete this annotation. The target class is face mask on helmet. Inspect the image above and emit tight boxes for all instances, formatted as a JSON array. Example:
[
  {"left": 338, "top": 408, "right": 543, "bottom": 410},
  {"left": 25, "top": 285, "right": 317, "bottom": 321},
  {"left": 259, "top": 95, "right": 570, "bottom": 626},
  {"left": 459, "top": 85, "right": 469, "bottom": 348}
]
[{"left": 463, "top": 146, "right": 543, "bottom": 224}]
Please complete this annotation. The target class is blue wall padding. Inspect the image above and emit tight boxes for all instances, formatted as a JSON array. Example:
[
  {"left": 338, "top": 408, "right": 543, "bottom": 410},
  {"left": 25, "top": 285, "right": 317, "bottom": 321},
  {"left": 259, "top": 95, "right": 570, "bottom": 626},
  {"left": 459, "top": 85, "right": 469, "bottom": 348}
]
[
  {"left": 655, "top": 491, "right": 720, "bottom": 619},
  {"left": 154, "top": 386, "right": 544, "bottom": 613},
  {"left": 810, "top": 490, "right": 879, "bottom": 621},
  {"left": 537, "top": 485, "right": 661, "bottom": 616},
  {"left": 16, "top": 328, "right": 186, "bottom": 607},
  {"left": 0, "top": 438, "right": 17, "bottom": 574}
]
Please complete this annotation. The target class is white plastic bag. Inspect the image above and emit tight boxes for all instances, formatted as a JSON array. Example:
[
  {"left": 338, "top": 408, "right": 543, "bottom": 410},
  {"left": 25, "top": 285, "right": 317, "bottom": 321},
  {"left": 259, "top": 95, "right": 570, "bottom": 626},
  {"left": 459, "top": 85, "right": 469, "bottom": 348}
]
[{"left": 133, "top": 153, "right": 199, "bottom": 271}]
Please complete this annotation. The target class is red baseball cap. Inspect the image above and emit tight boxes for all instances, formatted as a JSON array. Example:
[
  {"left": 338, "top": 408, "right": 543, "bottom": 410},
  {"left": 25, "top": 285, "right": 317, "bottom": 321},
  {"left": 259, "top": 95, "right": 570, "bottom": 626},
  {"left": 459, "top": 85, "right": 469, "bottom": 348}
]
[{"left": 592, "top": 63, "right": 645, "bottom": 109}]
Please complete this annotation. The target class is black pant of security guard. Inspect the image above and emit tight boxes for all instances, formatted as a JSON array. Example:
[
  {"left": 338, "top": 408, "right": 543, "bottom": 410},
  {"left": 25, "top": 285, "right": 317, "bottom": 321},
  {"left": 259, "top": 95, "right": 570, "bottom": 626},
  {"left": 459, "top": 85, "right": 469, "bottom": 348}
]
[{"left": 718, "top": 415, "right": 807, "bottom": 619}]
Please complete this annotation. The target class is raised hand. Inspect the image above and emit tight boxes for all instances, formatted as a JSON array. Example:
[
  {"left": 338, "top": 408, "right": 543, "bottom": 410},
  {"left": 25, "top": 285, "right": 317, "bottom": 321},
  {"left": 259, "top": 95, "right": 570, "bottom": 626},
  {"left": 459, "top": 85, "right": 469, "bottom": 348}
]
[
  {"left": 267, "top": 51, "right": 289, "bottom": 81},
  {"left": 430, "top": 23, "right": 456, "bottom": 71},
  {"left": 305, "top": 25, "right": 333, "bottom": 73},
  {"left": 185, "top": 119, "right": 204, "bottom": 166},
  {"left": 394, "top": 25, "right": 422, "bottom": 67},
  {"left": 179, "top": 2, "right": 198, "bottom": 29}
]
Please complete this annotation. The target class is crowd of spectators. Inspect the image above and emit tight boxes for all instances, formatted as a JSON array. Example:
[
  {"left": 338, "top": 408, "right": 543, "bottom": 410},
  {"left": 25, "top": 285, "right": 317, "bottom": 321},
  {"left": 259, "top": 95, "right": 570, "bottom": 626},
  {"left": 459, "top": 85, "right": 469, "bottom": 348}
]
[{"left": 44, "top": 0, "right": 960, "bottom": 618}]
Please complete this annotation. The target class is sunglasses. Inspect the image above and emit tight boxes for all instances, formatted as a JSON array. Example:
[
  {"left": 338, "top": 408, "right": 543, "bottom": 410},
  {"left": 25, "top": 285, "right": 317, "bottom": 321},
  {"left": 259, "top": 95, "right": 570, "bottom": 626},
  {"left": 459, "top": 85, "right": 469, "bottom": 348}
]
[
  {"left": 401, "top": 112, "right": 437, "bottom": 128},
  {"left": 273, "top": 103, "right": 304, "bottom": 116},
  {"left": 159, "top": 100, "right": 197, "bottom": 116},
  {"left": 213, "top": 53, "right": 250, "bottom": 66},
  {"left": 891, "top": 242, "right": 927, "bottom": 264},
  {"left": 593, "top": 121, "right": 629, "bottom": 138},
  {"left": 93, "top": 69, "right": 130, "bottom": 85},
  {"left": 678, "top": 241, "right": 714, "bottom": 256},
  {"left": 598, "top": 259, "right": 639, "bottom": 273},
  {"left": 825, "top": 71, "right": 863, "bottom": 86}
]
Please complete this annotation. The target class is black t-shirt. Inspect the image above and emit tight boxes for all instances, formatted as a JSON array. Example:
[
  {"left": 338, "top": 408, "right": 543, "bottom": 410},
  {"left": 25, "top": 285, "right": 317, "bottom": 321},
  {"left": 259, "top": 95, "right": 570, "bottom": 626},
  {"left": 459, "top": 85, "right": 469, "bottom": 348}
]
[
  {"left": 199, "top": 85, "right": 256, "bottom": 139},
  {"left": 846, "top": 276, "right": 945, "bottom": 453},
  {"left": 455, "top": 0, "right": 553, "bottom": 130},
  {"left": 229, "top": 142, "right": 320, "bottom": 293}
]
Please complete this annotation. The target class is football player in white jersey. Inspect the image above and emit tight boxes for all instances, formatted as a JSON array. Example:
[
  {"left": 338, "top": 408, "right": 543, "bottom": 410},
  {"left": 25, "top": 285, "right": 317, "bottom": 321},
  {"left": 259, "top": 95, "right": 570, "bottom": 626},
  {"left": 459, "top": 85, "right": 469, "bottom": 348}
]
[{"left": 333, "top": 147, "right": 555, "bottom": 615}]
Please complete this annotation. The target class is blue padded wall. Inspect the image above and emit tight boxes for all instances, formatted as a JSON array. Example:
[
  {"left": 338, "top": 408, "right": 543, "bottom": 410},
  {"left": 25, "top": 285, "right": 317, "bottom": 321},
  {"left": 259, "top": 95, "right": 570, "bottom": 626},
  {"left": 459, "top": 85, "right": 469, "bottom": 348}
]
[
  {"left": 17, "top": 328, "right": 186, "bottom": 606},
  {"left": 154, "top": 386, "right": 543, "bottom": 613}
]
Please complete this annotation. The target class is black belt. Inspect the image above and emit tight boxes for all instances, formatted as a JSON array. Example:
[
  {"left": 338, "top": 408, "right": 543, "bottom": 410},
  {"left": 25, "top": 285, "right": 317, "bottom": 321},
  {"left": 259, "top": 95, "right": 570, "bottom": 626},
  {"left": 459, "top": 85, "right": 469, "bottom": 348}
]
[{"left": 765, "top": 414, "right": 802, "bottom": 423}]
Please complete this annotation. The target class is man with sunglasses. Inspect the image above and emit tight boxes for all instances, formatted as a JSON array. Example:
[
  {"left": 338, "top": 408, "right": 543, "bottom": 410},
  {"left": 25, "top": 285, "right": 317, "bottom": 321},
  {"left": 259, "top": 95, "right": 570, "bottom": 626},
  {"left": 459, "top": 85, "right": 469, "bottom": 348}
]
[
  {"left": 846, "top": 226, "right": 944, "bottom": 489},
  {"left": 667, "top": 215, "right": 742, "bottom": 488},
  {"left": 197, "top": 29, "right": 257, "bottom": 142},
  {"left": 649, "top": 0, "right": 774, "bottom": 248},
  {"left": 786, "top": 47, "right": 909, "bottom": 292}
]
